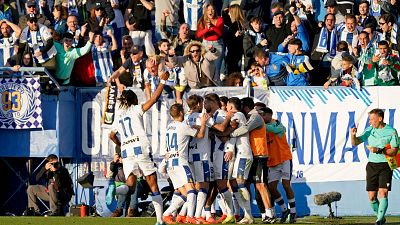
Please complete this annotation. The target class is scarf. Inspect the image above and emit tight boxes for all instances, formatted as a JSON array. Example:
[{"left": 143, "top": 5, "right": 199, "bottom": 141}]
[
  {"left": 340, "top": 27, "right": 358, "bottom": 48},
  {"left": 247, "top": 30, "right": 266, "bottom": 45},
  {"left": 383, "top": 23, "right": 398, "bottom": 46},
  {"left": 377, "top": 55, "right": 395, "bottom": 82},
  {"left": 340, "top": 66, "right": 360, "bottom": 89},
  {"left": 316, "top": 26, "right": 337, "bottom": 56},
  {"left": 68, "top": 0, "right": 79, "bottom": 17}
]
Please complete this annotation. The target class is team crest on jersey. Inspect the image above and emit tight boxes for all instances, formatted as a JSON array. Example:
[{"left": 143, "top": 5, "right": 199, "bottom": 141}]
[{"left": 0, "top": 77, "right": 42, "bottom": 129}]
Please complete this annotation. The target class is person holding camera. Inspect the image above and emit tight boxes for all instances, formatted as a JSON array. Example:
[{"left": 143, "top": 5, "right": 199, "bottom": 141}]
[{"left": 25, "top": 154, "right": 73, "bottom": 216}]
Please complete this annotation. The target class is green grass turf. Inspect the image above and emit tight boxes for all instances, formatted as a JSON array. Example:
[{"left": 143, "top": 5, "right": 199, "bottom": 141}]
[{"left": 0, "top": 216, "right": 400, "bottom": 225}]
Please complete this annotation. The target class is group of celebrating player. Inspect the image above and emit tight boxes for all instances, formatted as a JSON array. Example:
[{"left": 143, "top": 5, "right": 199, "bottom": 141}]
[{"left": 109, "top": 64, "right": 296, "bottom": 225}]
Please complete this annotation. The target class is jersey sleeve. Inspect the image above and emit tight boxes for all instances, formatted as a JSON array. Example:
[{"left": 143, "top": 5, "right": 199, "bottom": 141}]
[
  {"left": 183, "top": 123, "right": 199, "bottom": 137},
  {"left": 134, "top": 104, "right": 145, "bottom": 117},
  {"left": 359, "top": 126, "right": 372, "bottom": 143}
]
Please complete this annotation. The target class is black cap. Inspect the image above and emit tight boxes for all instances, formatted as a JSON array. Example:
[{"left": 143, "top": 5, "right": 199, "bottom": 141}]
[
  {"left": 63, "top": 32, "right": 74, "bottom": 40},
  {"left": 130, "top": 45, "right": 142, "bottom": 55},
  {"left": 27, "top": 13, "right": 38, "bottom": 22},
  {"left": 26, "top": 0, "right": 36, "bottom": 7},
  {"left": 325, "top": 0, "right": 338, "bottom": 8},
  {"left": 273, "top": 10, "right": 284, "bottom": 17},
  {"left": 95, "top": 2, "right": 104, "bottom": 9}
]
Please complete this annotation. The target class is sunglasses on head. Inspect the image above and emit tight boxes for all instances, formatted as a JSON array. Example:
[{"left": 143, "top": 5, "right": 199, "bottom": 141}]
[{"left": 190, "top": 49, "right": 201, "bottom": 53}]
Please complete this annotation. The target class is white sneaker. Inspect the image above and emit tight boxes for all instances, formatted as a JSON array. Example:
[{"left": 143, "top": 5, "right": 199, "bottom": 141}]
[{"left": 237, "top": 216, "right": 254, "bottom": 224}]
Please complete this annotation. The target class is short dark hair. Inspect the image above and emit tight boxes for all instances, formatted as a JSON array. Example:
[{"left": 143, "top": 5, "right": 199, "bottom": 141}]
[
  {"left": 337, "top": 41, "right": 349, "bottom": 52},
  {"left": 170, "top": 103, "right": 184, "bottom": 118},
  {"left": 250, "top": 16, "right": 263, "bottom": 24},
  {"left": 359, "top": 0, "right": 370, "bottom": 7},
  {"left": 364, "top": 23, "right": 376, "bottom": 32},
  {"left": 47, "top": 154, "right": 58, "bottom": 161},
  {"left": 378, "top": 40, "right": 390, "bottom": 48},
  {"left": 204, "top": 93, "right": 221, "bottom": 108},
  {"left": 228, "top": 97, "right": 241, "bottom": 110},
  {"left": 220, "top": 96, "right": 228, "bottom": 105},
  {"left": 324, "top": 13, "right": 336, "bottom": 22},
  {"left": 258, "top": 107, "right": 273, "bottom": 115},
  {"left": 369, "top": 108, "right": 384, "bottom": 120},
  {"left": 380, "top": 13, "right": 395, "bottom": 25},
  {"left": 254, "top": 102, "right": 266, "bottom": 108},
  {"left": 342, "top": 55, "right": 354, "bottom": 63},
  {"left": 241, "top": 97, "right": 254, "bottom": 110},
  {"left": 254, "top": 49, "right": 269, "bottom": 59},
  {"left": 157, "top": 38, "right": 170, "bottom": 47},
  {"left": 288, "top": 38, "right": 302, "bottom": 49}
]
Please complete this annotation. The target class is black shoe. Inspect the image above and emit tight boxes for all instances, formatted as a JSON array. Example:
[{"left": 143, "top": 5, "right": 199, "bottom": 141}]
[
  {"left": 289, "top": 213, "right": 296, "bottom": 224},
  {"left": 263, "top": 216, "right": 277, "bottom": 224},
  {"left": 22, "top": 208, "right": 41, "bottom": 216},
  {"left": 375, "top": 218, "right": 386, "bottom": 225},
  {"left": 44, "top": 211, "right": 59, "bottom": 217},
  {"left": 280, "top": 210, "right": 290, "bottom": 223}
]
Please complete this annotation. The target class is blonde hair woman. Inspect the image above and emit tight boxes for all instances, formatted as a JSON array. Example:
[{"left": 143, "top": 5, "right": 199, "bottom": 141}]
[{"left": 196, "top": 3, "right": 224, "bottom": 79}]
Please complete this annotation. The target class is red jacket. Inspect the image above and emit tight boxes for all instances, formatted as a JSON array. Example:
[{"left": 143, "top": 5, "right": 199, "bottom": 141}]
[{"left": 196, "top": 17, "right": 224, "bottom": 41}]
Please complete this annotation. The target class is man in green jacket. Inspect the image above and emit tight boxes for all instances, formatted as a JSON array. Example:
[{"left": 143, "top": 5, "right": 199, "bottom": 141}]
[{"left": 54, "top": 32, "right": 94, "bottom": 85}]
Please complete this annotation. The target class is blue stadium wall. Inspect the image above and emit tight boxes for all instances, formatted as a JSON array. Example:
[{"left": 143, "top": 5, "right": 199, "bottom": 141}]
[{"left": 1, "top": 86, "right": 400, "bottom": 217}]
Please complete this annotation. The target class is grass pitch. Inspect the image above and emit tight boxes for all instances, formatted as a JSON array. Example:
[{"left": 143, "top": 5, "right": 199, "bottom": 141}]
[{"left": 0, "top": 216, "right": 400, "bottom": 225}]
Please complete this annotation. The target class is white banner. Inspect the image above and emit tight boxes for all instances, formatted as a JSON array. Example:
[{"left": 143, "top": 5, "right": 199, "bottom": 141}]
[
  {"left": 269, "top": 86, "right": 400, "bottom": 183},
  {"left": 0, "top": 77, "right": 42, "bottom": 129}
]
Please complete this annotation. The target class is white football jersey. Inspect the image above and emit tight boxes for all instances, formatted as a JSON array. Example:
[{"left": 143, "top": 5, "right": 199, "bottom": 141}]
[
  {"left": 165, "top": 121, "right": 198, "bottom": 166},
  {"left": 114, "top": 104, "right": 151, "bottom": 157},
  {"left": 185, "top": 112, "right": 214, "bottom": 162},
  {"left": 211, "top": 109, "right": 226, "bottom": 154},
  {"left": 231, "top": 111, "right": 252, "bottom": 158}
]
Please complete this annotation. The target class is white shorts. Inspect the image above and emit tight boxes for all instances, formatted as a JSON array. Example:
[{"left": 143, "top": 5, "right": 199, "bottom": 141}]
[
  {"left": 232, "top": 157, "right": 253, "bottom": 180},
  {"left": 122, "top": 153, "right": 157, "bottom": 178},
  {"left": 190, "top": 159, "right": 212, "bottom": 183},
  {"left": 214, "top": 150, "right": 234, "bottom": 180},
  {"left": 167, "top": 165, "right": 195, "bottom": 189},
  {"left": 268, "top": 160, "right": 292, "bottom": 183}
]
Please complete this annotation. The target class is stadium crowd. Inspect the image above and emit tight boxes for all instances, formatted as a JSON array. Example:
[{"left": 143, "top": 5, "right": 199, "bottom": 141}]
[
  {"left": 1, "top": 0, "right": 400, "bottom": 92},
  {"left": 4, "top": 0, "right": 398, "bottom": 224}
]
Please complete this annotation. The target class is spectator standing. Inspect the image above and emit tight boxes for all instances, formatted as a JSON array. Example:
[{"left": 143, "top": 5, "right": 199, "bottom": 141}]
[
  {"left": 242, "top": 16, "right": 267, "bottom": 71},
  {"left": 351, "top": 109, "right": 399, "bottom": 225},
  {"left": 222, "top": 4, "right": 245, "bottom": 75},
  {"left": 324, "top": 54, "right": 360, "bottom": 89},
  {"left": 310, "top": 13, "right": 338, "bottom": 85},
  {"left": 155, "top": 0, "right": 181, "bottom": 41},
  {"left": 86, "top": 0, "right": 115, "bottom": 22},
  {"left": 92, "top": 30, "right": 117, "bottom": 86},
  {"left": 66, "top": 15, "right": 86, "bottom": 48},
  {"left": 284, "top": 38, "right": 313, "bottom": 86},
  {"left": 378, "top": 14, "right": 400, "bottom": 55},
  {"left": 196, "top": 3, "right": 224, "bottom": 79},
  {"left": 357, "top": 1, "right": 378, "bottom": 29},
  {"left": 18, "top": 0, "right": 51, "bottom": 28},
  {"left": 110, "top": 45, "right": 146, "bottom": 91},
  {"left": 0, "top": 0, "right": 17, "bottom": 24},
  {"left": 169, "top": 41, "right": 220, "bottom": 89},
  {"left": 265, "top": 10, "right": 290, "bottom": 52},
  {"left": 19, "top": 14, "right": 57, "bottom": 72},
  {"left": 161, "top": 10, "right": 192, "bottom": 56},
  {"left": 338, "top": 15, "right": 359, "bottom": 51},
  {"left": 54, "top": 32, "right": 94, "bottom": 85},
  {"left": 325, "top": 0, "right": 345, "bottom": 25},
  {"left": 372, "top": 40, "right": 400, "bottom": 86},
  {"left": 240, "top": 0, "right": 269, "bottom": 25},
  {"left": 0, "top": 19, "right": 20, "bottom": 67},
  {"left": 51, "top": 5, "right": 68, "bottom": 37},
  {"left": 354, "top": 31, "right": 376, "bottom": 86},
  {"left": 126, "top": 0, "right": 155, "bottom": 57}
]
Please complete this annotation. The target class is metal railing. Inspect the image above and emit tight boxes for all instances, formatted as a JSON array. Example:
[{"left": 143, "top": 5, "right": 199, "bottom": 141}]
[{"left": 0, "top": 67, "right": 62, "bottom": 90}]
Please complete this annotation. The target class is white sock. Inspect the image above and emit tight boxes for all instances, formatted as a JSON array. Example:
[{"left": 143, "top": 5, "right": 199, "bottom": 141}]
[
  {"left": 220, "top": 188, "right": 233, "bottom": 216},
  {"left": 204, "top": 207, "right": 212, "bottom": 220},
  {"left": 261, "top": 213, "right": 266, "bottom": 219},
  {"left": 265, "top": 207, "right": 275, "bottom": 218},
  {"left": 195, "top": 188, "right": 207, "bottom": 218},
  {"left": 187, "top": 190, "right": 197, "bottom": 218},
  {"left": 233, "top": 186, "right": 252, "bottom": 218},
  {"left": 216, "top": 195, "right": 225, "bottom": 214},
  {"left": 233, "top": 195, "right": 240, "bottom": 216},
  {"left": 152, "top": 192, "right": 163, "bottom": 223},
  {"left": 164, "top": 194, "right": 185, "bottom": 216},
  {"left": 179, "top": 202, "right": 188, "bottom": 216}
]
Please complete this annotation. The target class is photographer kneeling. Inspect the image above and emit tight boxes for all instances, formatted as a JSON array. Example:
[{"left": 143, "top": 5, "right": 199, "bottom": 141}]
[{"left": 25, "top": 154, "right": 73, "bottom": 216}]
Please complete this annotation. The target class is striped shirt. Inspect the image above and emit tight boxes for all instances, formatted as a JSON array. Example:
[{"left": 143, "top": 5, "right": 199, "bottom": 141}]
[
  {"left": 183, "top": 0, "right": 208, "bottom": 31},
  {"left": 92, "top": 43, "right": 114, "bottom": 83},
  {"left": 0, "top": 32, "right": 17, "bottom": 66},
  {"left": 20, "top": 23, "right": 57, "bottom": 64}
]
